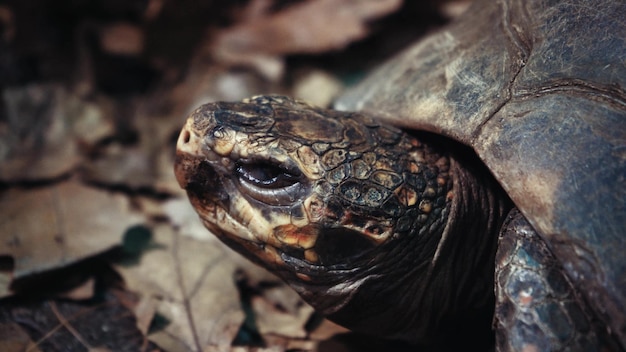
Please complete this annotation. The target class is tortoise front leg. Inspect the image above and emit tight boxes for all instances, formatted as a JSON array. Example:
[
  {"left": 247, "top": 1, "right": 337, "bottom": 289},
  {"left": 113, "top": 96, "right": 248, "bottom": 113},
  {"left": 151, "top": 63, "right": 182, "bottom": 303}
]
[{"left": 494, "top": 209, "right": 617, "bottom": 351}]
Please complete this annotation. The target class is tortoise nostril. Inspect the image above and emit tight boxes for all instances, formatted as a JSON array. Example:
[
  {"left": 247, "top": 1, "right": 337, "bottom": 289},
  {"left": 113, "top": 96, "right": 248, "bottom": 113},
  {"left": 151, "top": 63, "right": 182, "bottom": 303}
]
[
  {"left": 182, "top": 130, "right": 190, "bottom": 144},
  {"left": 176, "top": 127, "right": 198, "bottom": 155}
]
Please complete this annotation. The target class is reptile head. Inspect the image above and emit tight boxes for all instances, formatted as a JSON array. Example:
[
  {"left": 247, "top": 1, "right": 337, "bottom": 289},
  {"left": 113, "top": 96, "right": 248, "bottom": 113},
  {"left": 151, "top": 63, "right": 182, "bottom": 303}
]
[{"left": 175, "top": 95, "right": 463, "bottom": 341}]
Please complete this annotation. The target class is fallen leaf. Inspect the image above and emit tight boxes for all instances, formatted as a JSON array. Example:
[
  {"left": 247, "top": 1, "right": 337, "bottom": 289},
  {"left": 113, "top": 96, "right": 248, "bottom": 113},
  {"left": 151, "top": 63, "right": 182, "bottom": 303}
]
[
  {"left": 162, "top": 198, "right": 216, "bottom": 241},
  {"left": 0, "top": 322, "right": 41, "bottom": 352},
  {"left": 254, "top": 335, "right": 317, "bottom": 352},
  {"left": 0, "top": 6, "right": 15, "bottom": 42},
  {"left": 134, "top": 294, "right": 159, "bottom": 336},
  {"left": 162, "top": 197, "right": 278, "bottom": 283},
  {"left": 116, "top": 195, "right": 326, "bottom": 351},
  {"left": 0, "top": 1, "right": 455, "bottom": 350},
  {"left": 113, "top": 224, "right": 245, "bottom": 352},
  {"left": 0, "top": 273, "right": 10, "bottom": 298},
  {"left": 56, "top": 277, "right": 96, "bottom": 301},
  {"left": 0, "top": 85, "right": 80, "bottom": 182},
  {"left": 309, "top": 319, "right": 350, "bottom": 341},
  {"left": 0, "top": 287, "right": 161, "bottom": 351},
  {"left": 81, "top": 98, "right": 183, "bottom": 195},
  {"left": 252, "top": 293, "right": 313, "bottom": 339},
  {"left": 211, "top": 0, "right": 402, "bottom": 78},
  {"left": 438, "top": 0, "right": 472, "bottom": 19},
  {"left": 0, "top": 181, "right": 144, "bottom": 284},
  {"left": 82, "top": 144, "right": 155, "bottom": 190},
  {"left": 99, "top": 22, "right": 145, "bottom": 55},
  {"left": 0, "top": 85, "right": 115, "bottom": 182}
]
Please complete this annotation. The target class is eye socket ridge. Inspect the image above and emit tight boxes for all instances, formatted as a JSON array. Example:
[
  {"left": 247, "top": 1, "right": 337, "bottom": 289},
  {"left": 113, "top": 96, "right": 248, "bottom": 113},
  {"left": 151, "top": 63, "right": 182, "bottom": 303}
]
[{"left": 236, "top": 162, "right": 301, "bottom": 189}]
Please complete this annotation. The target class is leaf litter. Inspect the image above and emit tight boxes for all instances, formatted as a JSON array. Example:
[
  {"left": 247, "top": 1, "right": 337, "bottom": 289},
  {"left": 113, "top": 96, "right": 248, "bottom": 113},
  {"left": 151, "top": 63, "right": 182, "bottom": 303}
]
[{"left": 0, "top": 0, "right": 461, "bottom": 350}]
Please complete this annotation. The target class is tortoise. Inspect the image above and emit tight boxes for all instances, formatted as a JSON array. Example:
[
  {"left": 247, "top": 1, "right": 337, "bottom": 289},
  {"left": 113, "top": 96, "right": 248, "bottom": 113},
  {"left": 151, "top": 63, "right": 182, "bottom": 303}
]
[{"left": 174, "top": 0, "right": 626, "bottom": 350}]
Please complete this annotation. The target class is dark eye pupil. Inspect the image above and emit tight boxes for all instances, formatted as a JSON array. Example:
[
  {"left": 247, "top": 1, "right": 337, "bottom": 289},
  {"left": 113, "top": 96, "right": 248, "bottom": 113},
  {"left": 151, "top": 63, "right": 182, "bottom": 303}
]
[
  {"left": 238, "top": 164, "right": 280, "bottom": 184},
  {"left": 236, "top": 163, "right": 298, "bottom": 189}
]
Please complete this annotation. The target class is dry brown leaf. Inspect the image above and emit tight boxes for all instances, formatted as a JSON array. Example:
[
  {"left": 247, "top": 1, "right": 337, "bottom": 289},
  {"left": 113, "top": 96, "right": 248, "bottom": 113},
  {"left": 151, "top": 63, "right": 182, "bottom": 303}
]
[
  {"left": 134, "top": 294, "right": 159, "bottom": 336},
  {"left": 141, "top": 68, "right": 276, "bottom": 141},
  {"left": 82, "top": 144, "right": 155, "bottom": 189},
  {"left": 163, "top": 198, "right": 278, "bottom": 283},
  {"left": 259, "top": 335, "right": 317, "bottom": 351},
  {"left": 114, "top": 224, "right": 245, "bottom": 352},
  {"left": 0, "top": 85, "right": 80, "bottom": 181},
  {"left": 438, "top": 0, "right": 472, "bottom": 19},
  {"left": 252, "top": 293, "right": 313, "bottom": 339},
  {"left": 0, "top": 85, "right": 115, "bottom": 182},
  {"left": 82, "top": 99, "right": 182, "bottom": 195},
  {"left": 0, "top": 288, "right": 161, "bottom": 351},
  {"left": 0, "top": 271, "right": 11, "bottom": 297},
  {"left": 0, "top": 322, "right": 41, "bottom": 352},
  {"left": 211, "top": 0, "right": 402, "bottom": 78},
  {"left": 80, "top": 133, "right": 178, "bottom": 194},
  {"left": 99, "top": 22, "right": 145, "bottom": 55},
  {"left": 56, "top": 277, "right": 96, "bottom": 301},
  {"left": 0, "top": 181, "right": 144, "bottom": 283},
  {"left": 309, "top": 319, "right": 350, "bottom": 341},
  {"left": 118, "top": 198, "right": 322, "bottom": 351},
  {"left": 0, "top": 6, "right": 15, "bottom": 42},
  {"left": 258, "top": 283, "right": 308, "bottom": 317},
  {"left": 0, "top": 1, "right": 455, "bottom": 350},
  {"left": 162, "top": 198, "right": 214, "bottom": 241}
]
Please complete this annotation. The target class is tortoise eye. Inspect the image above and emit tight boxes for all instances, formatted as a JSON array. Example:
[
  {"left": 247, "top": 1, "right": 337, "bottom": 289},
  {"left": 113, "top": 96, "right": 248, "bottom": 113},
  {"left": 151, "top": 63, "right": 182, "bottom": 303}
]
[
  {"left": 236, "top": 163, "right": 299, "bottom": 189},
  {"left": 235, "top": 162, "right": 306, "bottom": 205}
]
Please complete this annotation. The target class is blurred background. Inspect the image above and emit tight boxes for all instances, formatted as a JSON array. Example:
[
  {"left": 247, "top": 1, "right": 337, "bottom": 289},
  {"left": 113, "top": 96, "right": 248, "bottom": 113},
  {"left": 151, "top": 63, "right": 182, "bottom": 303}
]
[{"left": 0, "top": 1, "right": 470, "bottom": 350}]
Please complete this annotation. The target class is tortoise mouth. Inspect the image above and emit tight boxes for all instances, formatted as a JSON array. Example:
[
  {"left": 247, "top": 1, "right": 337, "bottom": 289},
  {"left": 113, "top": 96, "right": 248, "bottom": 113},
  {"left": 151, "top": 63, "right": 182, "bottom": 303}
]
[
  {"left": 194, "top": 202, "right": 372, "bottom": 281},
  {"left": 177, "top": 153, "right": 374, "bottom": 273}
]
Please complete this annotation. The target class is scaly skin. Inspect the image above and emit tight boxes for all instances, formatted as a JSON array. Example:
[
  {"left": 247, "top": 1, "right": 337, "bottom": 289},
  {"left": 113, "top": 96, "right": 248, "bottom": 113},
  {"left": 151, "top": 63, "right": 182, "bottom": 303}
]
[
  {"left": 495, "top": 209, "right": 622, "bottom": 351},
  {"left": 175, "top": 96, "right": 509, "bottom": 348}
]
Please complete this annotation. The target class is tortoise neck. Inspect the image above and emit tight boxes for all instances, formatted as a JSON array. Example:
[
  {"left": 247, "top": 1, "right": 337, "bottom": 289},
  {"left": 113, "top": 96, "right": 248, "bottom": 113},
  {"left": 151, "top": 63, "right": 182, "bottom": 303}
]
[
  {"left": 408, "top": 153, "right": 512, "bottom": 345},
  {"left": 328, "top": 148, "right": 511, "bottom": 347}
]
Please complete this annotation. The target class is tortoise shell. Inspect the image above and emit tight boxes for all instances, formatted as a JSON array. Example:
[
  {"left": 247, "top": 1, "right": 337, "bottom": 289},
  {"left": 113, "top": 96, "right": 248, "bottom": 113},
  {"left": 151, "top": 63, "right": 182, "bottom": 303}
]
[{"left": 335, "top": 0, "right": 626, "bottom": 344}]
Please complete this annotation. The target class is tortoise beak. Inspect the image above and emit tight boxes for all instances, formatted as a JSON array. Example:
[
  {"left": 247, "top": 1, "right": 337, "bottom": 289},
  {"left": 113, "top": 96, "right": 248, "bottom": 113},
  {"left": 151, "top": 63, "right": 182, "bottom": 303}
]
[
  {"left": 175, "top": 117, "right": 204, "bottom": 189},
  {"left": 176, "top": 117, "right": 204, "bottom": 158}
]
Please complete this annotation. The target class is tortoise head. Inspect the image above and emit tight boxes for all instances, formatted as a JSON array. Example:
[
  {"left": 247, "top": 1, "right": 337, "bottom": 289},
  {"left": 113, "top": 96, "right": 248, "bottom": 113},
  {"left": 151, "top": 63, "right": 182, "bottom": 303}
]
[{"left": 174, "top": 95, "right": 493, "bottom": 342}]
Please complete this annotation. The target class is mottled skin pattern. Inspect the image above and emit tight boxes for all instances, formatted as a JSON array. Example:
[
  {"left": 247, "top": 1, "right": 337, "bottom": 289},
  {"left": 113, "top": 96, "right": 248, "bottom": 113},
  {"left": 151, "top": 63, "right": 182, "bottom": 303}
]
[
  {"left": 176, "top": 96, "right": 496, "bottom": 348},
  {"left": 175, "top": 96, "right": 622, "bottom": 351}
]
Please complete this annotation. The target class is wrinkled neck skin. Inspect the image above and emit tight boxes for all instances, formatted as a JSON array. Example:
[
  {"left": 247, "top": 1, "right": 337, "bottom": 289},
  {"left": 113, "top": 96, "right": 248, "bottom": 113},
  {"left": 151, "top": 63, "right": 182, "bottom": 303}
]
[{"left": 300, "top": 150, "right": 510, "bottom": 346}]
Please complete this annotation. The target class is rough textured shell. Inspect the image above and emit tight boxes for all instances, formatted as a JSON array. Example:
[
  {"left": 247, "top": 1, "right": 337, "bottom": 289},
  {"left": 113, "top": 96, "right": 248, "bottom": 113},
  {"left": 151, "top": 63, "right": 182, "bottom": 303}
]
[{"left": 335, "top": 0, "right": 626, "bottom": 345}]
